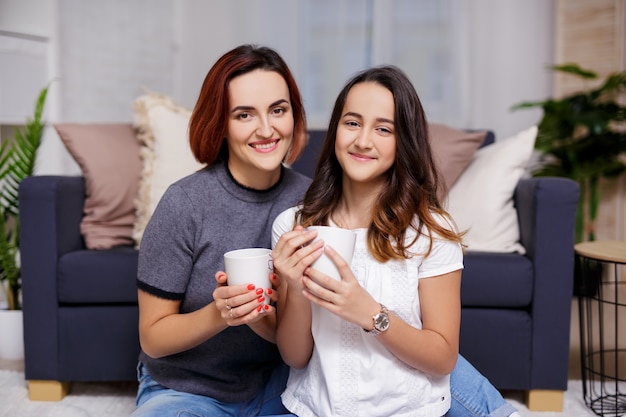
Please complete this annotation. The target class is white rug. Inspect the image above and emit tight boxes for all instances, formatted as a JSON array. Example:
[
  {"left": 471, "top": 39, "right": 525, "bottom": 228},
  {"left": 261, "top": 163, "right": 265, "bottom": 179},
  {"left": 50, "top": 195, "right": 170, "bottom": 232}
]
[
  {"left": 0, "top": 367, "right": 606, "bottom": 417},
  {"left": 0, "top": 369, "right": 136, "bottom": 417},
  {"left": 504, "top": 382, "right": 600, "bottom": 417}
]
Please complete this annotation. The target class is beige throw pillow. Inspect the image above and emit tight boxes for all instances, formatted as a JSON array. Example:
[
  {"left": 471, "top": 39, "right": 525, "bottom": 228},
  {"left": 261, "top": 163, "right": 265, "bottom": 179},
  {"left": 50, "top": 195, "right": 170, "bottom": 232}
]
[
  {"left": 55, "top": 123, "right": 142, "bottom": 249},
  {"left": 447, "top": 125, "right": 538, "bottom": 253},
  {"left": 133, "top": 92, "right": 206, "bottom": 247},
  {"left": 429, "top": 123, "right": 487, "bottom": 194}
]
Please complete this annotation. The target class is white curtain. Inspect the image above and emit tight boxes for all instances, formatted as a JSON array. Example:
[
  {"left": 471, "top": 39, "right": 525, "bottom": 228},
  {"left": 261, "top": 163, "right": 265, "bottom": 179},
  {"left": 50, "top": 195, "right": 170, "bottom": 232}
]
[
  {"left": 30, "top": 0, "right": 553, "bottom": 174},
  {"left": 294, "top": 0, "right": 471, "bottom": 129}
]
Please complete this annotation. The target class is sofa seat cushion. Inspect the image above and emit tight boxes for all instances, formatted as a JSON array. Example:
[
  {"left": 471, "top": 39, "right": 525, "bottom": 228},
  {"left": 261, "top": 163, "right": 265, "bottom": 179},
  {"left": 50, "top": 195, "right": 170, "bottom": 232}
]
[
  {"left": 58, "top": 246, "right": 139, "bottom": 304},
  {"left": 461, "top": 251, "right": 533, "bottom": 308}
]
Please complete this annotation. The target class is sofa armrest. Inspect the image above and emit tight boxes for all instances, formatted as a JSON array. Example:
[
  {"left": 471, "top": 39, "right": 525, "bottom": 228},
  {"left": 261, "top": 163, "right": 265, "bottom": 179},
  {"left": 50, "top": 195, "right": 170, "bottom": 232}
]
[
  {"left": 18, "top": 175, "right": 86, "bottom": 380},
  {"left": 514, "top": 176, "right": 579, "bottom": 388},
  {"left": 19, "top": 175, "right": 86, "bottom": 256}
]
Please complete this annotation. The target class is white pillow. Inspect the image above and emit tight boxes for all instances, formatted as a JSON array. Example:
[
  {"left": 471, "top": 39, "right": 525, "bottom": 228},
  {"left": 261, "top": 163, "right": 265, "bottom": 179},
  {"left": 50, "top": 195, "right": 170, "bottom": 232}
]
[
  {"left": 446, "top": 125, "right": 538, "bottom": 254},
  {"left": 133, "top": 92, "right": 205, "bottom": 247}
]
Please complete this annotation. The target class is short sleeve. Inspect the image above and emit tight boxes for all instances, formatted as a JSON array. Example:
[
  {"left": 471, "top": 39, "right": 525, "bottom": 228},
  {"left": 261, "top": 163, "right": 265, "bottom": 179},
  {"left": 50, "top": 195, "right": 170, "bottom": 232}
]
[
  {"left": 418, "top": 238, "right": 463, "bottom": 279},
  {"left": 137, "top": 184, "right": 197, "bottom": 297},
  {"left": 271, "top": 206, "right": 298, "bottom": 248}
]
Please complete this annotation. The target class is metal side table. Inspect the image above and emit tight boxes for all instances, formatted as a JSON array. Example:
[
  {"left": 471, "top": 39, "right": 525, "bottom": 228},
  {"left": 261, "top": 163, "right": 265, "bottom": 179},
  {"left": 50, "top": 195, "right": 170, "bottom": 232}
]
[{"left": 575, "top": 240, "right": 626, "bottom": 417}]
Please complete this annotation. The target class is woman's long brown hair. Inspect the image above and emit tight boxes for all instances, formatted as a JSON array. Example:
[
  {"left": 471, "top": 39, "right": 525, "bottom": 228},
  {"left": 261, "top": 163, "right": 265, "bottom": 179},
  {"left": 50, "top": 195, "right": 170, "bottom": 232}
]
[{"left": 297, "top": 66, "right": 463, "bottom": 262}]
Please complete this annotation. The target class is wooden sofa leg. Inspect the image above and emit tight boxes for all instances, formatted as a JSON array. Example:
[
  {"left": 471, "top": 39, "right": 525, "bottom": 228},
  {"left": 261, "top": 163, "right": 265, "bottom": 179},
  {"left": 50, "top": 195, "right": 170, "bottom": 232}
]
[
  {"left": 525, "top": 389, "right": 564, "bottom": 411},
  {"left": 28, "top": 380, "right": 71, "bottom": 401}
]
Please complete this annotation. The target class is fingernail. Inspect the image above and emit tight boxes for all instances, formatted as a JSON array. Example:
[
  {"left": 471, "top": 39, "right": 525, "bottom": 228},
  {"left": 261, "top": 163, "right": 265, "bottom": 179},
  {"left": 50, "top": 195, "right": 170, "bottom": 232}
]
[
  {"left": 257, "top": 296, "right": 265, "bottom": 303},
  {"left": 256, "top": 288, "right": 263, "bottom": 295},
  {"left": 247, "top": 284, "right": 255, "bottom": 290},
  {"left": 264, "top": 305, "right": 269, "bottom": 311},
  {"left": 257, "top": 305, "right": 263, "bottom": 312},
  {"left": 266, "top": 288, "right": 273, "bottom": 295}
]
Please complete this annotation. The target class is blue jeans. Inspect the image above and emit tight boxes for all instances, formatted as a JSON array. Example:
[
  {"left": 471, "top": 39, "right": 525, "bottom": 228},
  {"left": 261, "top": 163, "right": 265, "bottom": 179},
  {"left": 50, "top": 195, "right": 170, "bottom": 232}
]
[
  {"left": 130, "top": 355, "right": 515, "bottom": 417},
  {"left": 130, "top": 362, "right": 294, "bottom": 417},
  {"left": 447, "top": 355, "right": 518, "bottom": 417}
]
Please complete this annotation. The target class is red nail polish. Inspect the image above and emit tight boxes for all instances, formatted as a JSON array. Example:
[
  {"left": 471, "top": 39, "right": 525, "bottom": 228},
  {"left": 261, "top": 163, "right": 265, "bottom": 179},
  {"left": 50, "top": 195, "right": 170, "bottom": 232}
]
[
  {"left": 264, "top": 305, "right": 270, "bottom": 311},
  {"left": 247, "top": 284, "right": 255, "bottom": 290},
  {"left": 256, "top": 288, "right": 263, "bottom": 295},
  {"left": 266, "top": 288, "right": 273, "bottom": 295},
  {"left": 257, "top": 305, "right": 263, "bottom": 312},
  {"left": 257, "top": 296, "right": 265, "bottom": 303}
]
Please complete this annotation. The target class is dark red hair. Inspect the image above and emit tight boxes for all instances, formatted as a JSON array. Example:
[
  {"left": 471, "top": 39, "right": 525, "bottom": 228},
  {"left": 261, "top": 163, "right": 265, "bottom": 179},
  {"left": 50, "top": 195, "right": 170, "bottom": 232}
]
[{"left": 189, "top": 44, "right": 307, "bottom": 166}]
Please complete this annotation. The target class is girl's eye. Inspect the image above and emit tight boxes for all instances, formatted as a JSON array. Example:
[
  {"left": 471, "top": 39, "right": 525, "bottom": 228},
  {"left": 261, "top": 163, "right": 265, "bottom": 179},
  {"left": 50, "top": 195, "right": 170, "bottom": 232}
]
[
  {"left": 237, "top": 112, "right": 252, "bottom": 120},
  {"left": 346, "top": 120, "right": 359, "bottom": 128},
  {"left": 378, "top": 127, "right": 392, "bottom": 134}
]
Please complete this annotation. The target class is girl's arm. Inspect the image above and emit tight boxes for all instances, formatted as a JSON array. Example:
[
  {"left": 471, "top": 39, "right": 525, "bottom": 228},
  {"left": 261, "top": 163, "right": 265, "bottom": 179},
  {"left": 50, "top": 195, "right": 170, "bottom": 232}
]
[
  {"left": 372, "top": 270, "right": 461, "bottom": 376},
  {"left": 303, "top": 245, "right": 461, "bottom": 376},
  {"left": 275, "top": 281, "right": 314, "bottom": 368},
  {"left": 271, "top": 226, "right": 324, "bottom": 368}
]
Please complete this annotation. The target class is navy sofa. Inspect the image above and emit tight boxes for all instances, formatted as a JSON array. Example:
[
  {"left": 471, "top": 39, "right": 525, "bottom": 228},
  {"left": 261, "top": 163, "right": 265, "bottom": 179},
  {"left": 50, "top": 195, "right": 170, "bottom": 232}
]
[{"left": 18, "top": 130, "right": 579, "bottom": 410}]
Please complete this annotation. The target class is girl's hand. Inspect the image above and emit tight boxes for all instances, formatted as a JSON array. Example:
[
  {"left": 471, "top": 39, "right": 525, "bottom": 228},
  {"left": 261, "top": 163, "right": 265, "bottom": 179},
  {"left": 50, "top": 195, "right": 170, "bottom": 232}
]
[
  {"left": 302, "top": 245, "right": 379, "bottom": 329},
  {"left": 271, "top": 226, "right": 324, "bottom": 294},
  {"left": 213, "top": 271, "right": 274, "bottom": 325}
]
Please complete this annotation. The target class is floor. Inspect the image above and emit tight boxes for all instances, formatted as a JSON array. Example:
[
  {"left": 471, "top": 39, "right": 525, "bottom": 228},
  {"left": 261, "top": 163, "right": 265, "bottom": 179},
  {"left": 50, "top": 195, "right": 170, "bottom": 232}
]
[{"left": 0, "top": 299, "right": 620, "bottom": 417}]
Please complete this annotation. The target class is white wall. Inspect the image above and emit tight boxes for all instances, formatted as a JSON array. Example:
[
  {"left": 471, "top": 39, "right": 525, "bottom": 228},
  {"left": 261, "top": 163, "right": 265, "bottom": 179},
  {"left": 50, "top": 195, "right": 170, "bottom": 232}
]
[
  {"left": 468, "top": 0, "right": 554, "bottom": 140},
  {"left": 0, "top": 0, "right": 54, "bottom": 37}
]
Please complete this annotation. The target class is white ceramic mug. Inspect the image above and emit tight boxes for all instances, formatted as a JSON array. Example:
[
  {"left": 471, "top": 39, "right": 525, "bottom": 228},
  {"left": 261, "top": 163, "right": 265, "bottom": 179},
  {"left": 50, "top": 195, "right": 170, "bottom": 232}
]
[
  {"left": 224, "top": 248, "right": 272, "bottom": 304},
  {"left": 307, "top": 226, "right": 357, "bottom": 280}
]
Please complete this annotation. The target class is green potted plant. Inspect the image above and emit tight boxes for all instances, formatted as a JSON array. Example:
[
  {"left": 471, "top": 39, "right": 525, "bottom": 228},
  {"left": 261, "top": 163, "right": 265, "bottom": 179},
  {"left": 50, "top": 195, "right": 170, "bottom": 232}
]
[
  {"left": 0, "top": 86, "right": 48, "bottom": 311},
  {"left": 512, "top": 64, "right": 626, "bottom": 243}
]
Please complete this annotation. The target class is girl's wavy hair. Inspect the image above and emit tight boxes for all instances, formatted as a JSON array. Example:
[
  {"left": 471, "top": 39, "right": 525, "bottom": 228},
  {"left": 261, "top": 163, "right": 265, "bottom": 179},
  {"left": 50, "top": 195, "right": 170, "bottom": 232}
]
[
  {"left": 297, "top": 65, "right": 463, "bottom": 262},
  {"left": 188, "top": 44, "right": 307, "bottom": 166}
]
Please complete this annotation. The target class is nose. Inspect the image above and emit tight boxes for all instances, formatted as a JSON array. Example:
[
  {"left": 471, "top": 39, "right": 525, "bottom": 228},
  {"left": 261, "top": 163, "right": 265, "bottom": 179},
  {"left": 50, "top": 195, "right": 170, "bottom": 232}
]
[
  {"left": 256, "top": 115, "right": 274, "bottom": 138},
  {"left": 353, "top": 129, "right": 373, "bottom": 149}
]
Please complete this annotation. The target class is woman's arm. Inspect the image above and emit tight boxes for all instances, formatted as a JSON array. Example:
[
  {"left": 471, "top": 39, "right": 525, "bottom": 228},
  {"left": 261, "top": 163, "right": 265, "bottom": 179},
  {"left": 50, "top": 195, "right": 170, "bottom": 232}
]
[
  {"left": 138, "top": 274, "right": 277, "bottom": 358},
  {"left": 138, "top": 289, "right": 226, "bottom": 359}
]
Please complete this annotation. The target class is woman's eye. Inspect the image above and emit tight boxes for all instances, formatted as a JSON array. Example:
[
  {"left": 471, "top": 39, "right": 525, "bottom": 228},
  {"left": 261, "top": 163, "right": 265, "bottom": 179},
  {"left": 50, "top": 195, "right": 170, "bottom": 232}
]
[
  {"left": 378, "top": 127, "right": 392, "bottom": 134},
  {"left": 237, "top": 112, "right": 251, "bottom": 120},
  {"left": 346, "top": 120, "right": 359, "bottom": 127},
  {"left": 272, "top": 107, "right": 286, "bottom": 116}
]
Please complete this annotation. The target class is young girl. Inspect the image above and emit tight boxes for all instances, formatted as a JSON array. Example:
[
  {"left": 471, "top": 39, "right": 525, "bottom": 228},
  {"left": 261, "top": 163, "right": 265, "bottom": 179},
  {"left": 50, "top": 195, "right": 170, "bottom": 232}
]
[{"left": 271, "top": 65, "right": 464, "bottom": 416}]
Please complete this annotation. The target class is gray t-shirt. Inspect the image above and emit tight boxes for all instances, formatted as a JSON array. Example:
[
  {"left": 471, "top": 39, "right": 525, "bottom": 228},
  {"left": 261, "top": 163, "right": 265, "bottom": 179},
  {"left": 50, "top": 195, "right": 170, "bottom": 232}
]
[{"left": 137, "top": 162, "right": 311, "bottom": 402}]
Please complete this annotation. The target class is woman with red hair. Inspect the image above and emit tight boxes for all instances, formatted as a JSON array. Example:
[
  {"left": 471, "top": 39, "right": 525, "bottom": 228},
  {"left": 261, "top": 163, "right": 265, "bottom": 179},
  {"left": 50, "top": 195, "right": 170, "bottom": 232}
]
[{"left": 131, "top": 44, "right": 310, "bottom": 416}]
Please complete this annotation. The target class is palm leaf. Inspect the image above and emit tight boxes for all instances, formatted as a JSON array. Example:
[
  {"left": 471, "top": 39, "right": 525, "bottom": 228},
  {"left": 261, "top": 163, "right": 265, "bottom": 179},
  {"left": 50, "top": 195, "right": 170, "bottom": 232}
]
[
  {"left": 0, "top": 85, "right": 48, "bottom": 310},
  {"left": 512, "top": 64, "right": 626, "bottom": 242}
]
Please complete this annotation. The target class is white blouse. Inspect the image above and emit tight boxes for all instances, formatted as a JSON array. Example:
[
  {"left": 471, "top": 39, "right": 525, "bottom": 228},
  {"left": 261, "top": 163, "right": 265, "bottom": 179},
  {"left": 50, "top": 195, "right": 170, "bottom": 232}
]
[{"left": 272, "top": 207, "right": 464, "bottom": 417}]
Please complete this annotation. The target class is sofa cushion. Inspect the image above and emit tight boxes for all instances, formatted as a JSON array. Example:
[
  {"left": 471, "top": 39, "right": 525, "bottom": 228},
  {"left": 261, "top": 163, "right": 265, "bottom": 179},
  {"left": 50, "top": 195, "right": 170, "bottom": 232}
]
[
  {"left": 55, "top": 123, "right": 143, "bottom": 250},
  {"left": 428, "top": 123, "right": 487, "bottom": 193},
  {"left": 461, "top": 251, "right": 533, "bottom": 307},
  {"left": 132, "top": 92, "right": 205, "bottom": 247},
  {"left": 447, "top": 125, "right": 537, "bottom": 254},
  {"left": 58, "top": 246, "right": 139, "bottom": 304}
]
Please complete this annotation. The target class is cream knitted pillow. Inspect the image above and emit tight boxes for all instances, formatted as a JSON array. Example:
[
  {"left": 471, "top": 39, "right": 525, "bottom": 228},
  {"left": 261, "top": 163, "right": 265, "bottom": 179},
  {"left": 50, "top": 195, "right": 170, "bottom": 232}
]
[{"left": 133, "top": 92, "right": 205, "bottom": 247}]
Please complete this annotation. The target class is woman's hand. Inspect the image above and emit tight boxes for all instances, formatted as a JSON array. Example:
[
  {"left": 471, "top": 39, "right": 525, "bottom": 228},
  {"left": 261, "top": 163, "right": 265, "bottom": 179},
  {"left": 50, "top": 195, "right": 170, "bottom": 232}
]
[
  {"left": 213, "top": 271, "right": 275, "bottom": 326},
  {"left": 271, "top": 226, "right": 324, "bottom": 294},
  {"left": 302, "top": 245, "right": 379, "bottom": 330}
]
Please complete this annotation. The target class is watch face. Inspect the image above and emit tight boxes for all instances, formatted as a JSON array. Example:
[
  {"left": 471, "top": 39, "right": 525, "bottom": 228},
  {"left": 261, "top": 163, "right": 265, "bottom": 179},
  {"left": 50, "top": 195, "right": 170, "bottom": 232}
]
[{"left": 374, "top": 312, "right": 390, "bottom": 331}]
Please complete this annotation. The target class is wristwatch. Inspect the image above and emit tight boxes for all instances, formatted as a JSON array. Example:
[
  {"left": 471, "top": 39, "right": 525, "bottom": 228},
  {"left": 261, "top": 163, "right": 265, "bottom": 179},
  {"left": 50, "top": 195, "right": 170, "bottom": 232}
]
[{"left": 364, "top": 304, "right": 390, "bottom": 336}]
